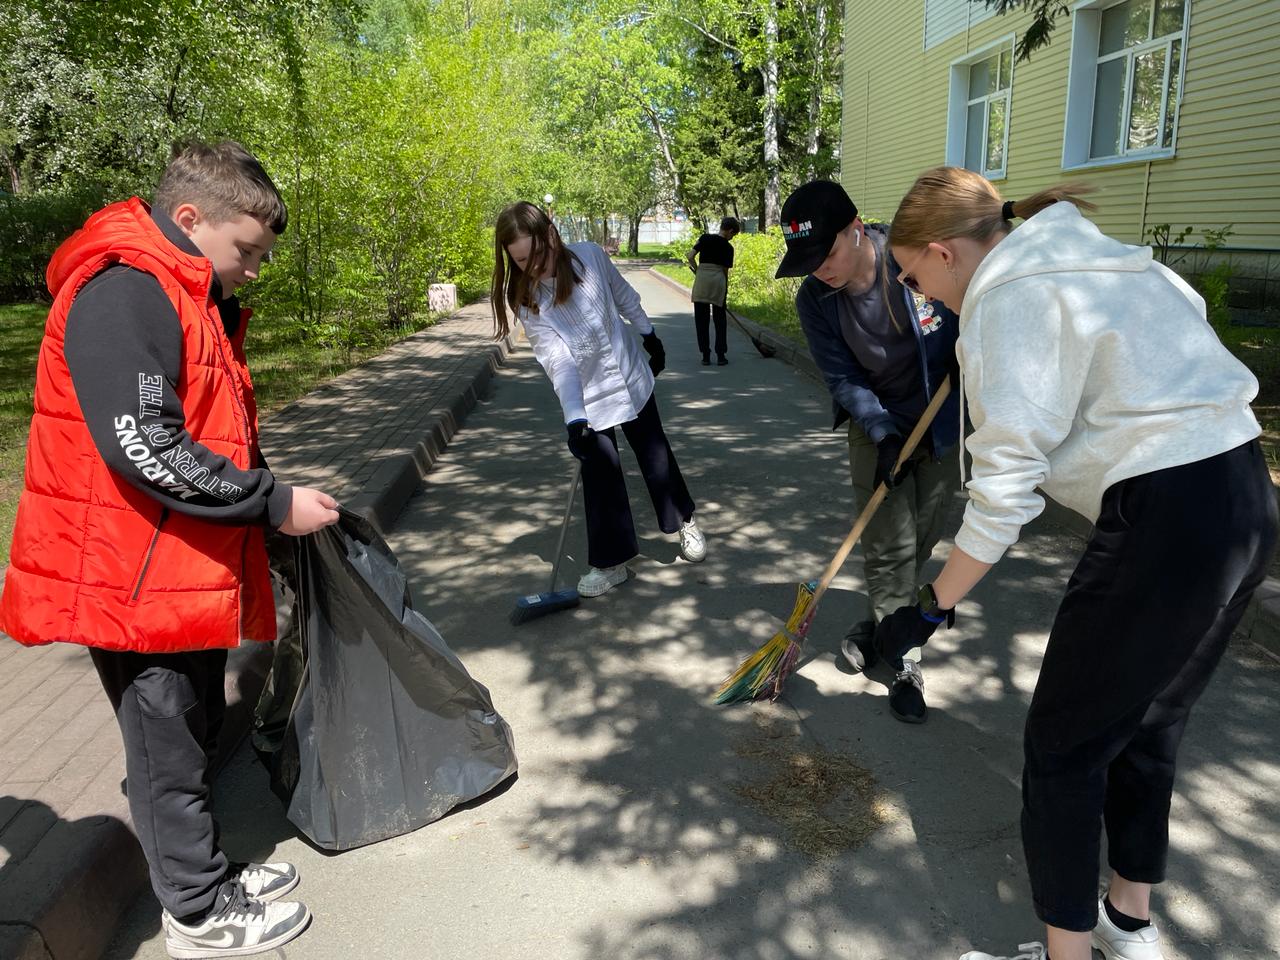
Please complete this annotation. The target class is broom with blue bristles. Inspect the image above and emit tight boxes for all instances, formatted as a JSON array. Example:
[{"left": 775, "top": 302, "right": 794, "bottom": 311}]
[{"left": 714, "top": 379, "right": 953, "bottom": 704}]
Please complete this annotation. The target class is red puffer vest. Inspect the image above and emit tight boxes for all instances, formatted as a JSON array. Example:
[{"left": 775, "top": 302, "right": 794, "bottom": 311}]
[{"left": 0, "top": 198, "right": 276, "bottom": 651}]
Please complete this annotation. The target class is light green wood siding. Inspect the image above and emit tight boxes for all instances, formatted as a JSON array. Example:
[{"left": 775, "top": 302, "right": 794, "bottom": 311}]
[{"left": 841, "top": 0, "right": 1280, "bottom": 249}]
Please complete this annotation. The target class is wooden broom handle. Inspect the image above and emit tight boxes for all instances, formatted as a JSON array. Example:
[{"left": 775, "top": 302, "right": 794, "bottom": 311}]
[{"left": 809, "top": 378, "right": 954, "bottom": 610}]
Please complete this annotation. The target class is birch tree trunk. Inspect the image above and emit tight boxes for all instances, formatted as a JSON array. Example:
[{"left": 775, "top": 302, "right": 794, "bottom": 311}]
[
  {"left": 804, "top": 0, "right": 828, "bottom": 179},
  {"left": 762, "top": 0, "right": 780, "bottom": 226}
]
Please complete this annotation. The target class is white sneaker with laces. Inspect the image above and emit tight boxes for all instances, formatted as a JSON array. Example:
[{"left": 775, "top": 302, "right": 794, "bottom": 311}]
[
  {"left": 1092, "top": 897, "right": 1165, "bottom": 960},
  {"left": 959, "top": 942, "right": 1047, "bottom": 960},
  {"left": 228, "top": 861, "right": 298, "bottom": 902},
  {"left": 163, "top": 883, "right": 310, "bottom": 958},
  {"left": 678, "top": 517, "right": 706, "bottom": 562},
  {"left": 577, "top": 564, "right": 628, "bottom": 597}
]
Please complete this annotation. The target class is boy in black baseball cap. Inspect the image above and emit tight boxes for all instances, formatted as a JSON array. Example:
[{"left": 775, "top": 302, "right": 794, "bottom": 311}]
[{"left": 780, "top": 179, "right": 961, "bottom": 724}]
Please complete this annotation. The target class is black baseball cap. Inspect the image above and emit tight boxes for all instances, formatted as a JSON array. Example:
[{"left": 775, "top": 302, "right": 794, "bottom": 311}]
[{"left": 774, "top": 180, "right": 858, "bottom": 279}]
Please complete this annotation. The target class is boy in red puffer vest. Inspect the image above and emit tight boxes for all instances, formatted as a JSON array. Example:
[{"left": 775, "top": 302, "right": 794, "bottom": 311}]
[{"left": 1, "top": 141, "right": 337, "bottom": 959}]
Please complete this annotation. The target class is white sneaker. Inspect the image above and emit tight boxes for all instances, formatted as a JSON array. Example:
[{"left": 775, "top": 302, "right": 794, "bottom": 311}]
[
  {"left": 228, "top": 861, "right": 299, "bottom": 902},
  {"left": 577, "top": 564, "right": 628, "bottom": 597},
  {"left": 959, "top": 943, "right": 1047, "bottom": 960},
  {"left": 164, "top": 884, "right": 310, "bottom": 958},
  {"left": 1093, "top": 897, "right": 1165, "bottom": 960},
  {"left": 678, "top": 517, "right": 706, "bottom": 562}
]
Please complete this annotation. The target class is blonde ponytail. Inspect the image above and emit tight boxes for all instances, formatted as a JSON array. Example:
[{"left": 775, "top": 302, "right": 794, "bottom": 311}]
[{"left": 889, "top": 166, "right": 1097, "bottom": 250}]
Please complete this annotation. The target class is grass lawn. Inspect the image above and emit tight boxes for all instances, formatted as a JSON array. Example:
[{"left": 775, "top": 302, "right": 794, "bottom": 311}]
[
  {"left": 0, "top": 304, "right": 46, "bottom": 573},
  {"left": 0, "top": 302, "right": 439, "bottom": 570},
  {"left": 611, "top": 242, "right": 680, "bottom": 260}
]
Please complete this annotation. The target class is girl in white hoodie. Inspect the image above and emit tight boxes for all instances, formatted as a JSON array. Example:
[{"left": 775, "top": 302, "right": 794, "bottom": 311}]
[
  {"left": 491, "top": 202, "right": 706, "bottom": 598},
  {"left": 875, "top": 167, "right": 1276, "bottom": 960}
]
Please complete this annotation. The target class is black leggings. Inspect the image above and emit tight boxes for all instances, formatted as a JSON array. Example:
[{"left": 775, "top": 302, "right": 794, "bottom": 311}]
[
  {"left": 580, "top": 393, "right": 695, "bottom": 569},
  {"left": 1021, "top": 439, "right": 1277, "bottom": 930},
  {"left": 693, "top": 301, "right": 727, "bottom": 359}
]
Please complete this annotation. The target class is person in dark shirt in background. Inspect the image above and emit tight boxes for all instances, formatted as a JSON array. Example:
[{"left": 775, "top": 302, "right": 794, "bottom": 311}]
[{"left": 685, "top": 216, "right": 741, "bottom": 366}]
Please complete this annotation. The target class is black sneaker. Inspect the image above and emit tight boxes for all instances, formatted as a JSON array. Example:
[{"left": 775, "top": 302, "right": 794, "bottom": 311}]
[
  {"left": 889, "top": 659, "right": 927, "bottom": 724},
  {"left": 163, "top": 882, "right": 310, "bottom": 958},
  {"left": 701, "top": 353, "right": 711, "bottom": 366},
  {"left": 717, "top": 355, "right": 729, "bottom": 365},
  {"left": 839, "top": 620, "right": 878, "bottom": 673}
]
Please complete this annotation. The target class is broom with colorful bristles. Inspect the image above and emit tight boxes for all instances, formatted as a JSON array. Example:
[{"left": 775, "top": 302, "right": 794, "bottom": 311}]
[{"left": 714, "top": 378, "right": 953, "bottom": 705}]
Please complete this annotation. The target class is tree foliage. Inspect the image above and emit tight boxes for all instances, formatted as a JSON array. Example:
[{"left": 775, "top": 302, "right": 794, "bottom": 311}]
[
  {"left": 977, "top": 0, "right": 1072, "bottom": 62},
  {"left": 1, "top": 0, "right": 843, "bottom": 324}
]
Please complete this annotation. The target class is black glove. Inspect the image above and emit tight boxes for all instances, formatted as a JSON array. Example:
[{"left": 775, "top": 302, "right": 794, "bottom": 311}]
[
  {"left": 566, "top": 419, "right": 595, "bottom": 461},
  {"left": 641, "top": 331, "right": 666, "bottom": 377},
  {"left": 874, "top": 600, "right": 952, "bottom": 667},
  {"left": 874, "top": 434, "right": 916, "bottom": 490}
]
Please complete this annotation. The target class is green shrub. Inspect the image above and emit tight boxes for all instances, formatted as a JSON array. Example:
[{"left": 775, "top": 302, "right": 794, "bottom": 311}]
[
  {"left": 0, "top": 184, "right": 112, "bottom": 303},
  {"left": 1199, "top": 262, "right": 1233, "bottom": 332}
]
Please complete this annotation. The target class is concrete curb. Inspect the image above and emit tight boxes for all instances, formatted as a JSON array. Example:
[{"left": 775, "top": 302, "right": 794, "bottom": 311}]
[
  {"left": 343, "top": 332, "right": 515, "bottom": 533},
  {"left": 647, "top": 266, "right": 1280, "bottom": 658}
]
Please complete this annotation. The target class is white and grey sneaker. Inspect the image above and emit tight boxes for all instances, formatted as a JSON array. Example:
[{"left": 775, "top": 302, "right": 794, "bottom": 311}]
[
  {"left": 1092, "top": 896, "right": 1165, "bottom": 960},
  {"left": 959, "top": 942, "right": 1047, "bottom": 960},
  {"left": 163, "top": 884, "right": 310, "bottom": 959},
  {"left": 577, "top": 564, "right": 629, "bottom": 597},
  {"left": 839, "top": 620, "right": 878, "bottom": 673},
  {"left": 677, "top": 517, "right": 706, "bottom": 562},
  {"left": 228, "top": 861, "right": 299, "bottom": 902}
]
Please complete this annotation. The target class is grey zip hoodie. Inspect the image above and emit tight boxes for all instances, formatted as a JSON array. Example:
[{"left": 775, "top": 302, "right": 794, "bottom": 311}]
[{"left": 954, "top": 202, "right": 1260, "bottom": 564}]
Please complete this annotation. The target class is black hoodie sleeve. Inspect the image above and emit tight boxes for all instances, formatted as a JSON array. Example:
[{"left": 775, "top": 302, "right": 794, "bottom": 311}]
[{"left": 63, "top": 265, "right": 293, "bottom": 527}]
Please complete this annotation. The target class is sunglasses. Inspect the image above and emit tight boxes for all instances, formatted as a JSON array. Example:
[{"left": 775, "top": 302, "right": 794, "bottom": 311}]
[{"left": 895, "top": 246, "right": 928, "bottom": 294}]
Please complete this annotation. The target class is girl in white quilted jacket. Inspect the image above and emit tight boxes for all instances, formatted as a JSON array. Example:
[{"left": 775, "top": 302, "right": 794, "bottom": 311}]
[
  {"left": 491, "top": 202, "right": 705, "bottom": 598},
  {"left": 876, "top": 167, "right": 1276, "bottom": 960}
]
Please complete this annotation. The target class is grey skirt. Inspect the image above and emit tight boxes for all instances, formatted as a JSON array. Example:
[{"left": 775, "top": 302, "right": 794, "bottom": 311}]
[{"left": 691, "top": 263, "right": 728, "bottom": 307}]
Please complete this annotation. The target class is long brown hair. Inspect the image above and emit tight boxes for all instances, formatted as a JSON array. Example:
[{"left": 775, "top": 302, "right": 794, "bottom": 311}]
[{"left": 491, "top": 201, "right": 583, "bottom": 339}]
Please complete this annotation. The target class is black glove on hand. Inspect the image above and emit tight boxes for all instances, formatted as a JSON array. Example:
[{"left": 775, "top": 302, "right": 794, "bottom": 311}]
[
  {"left": 874, "top": 601, "right": 950, "bottom": 666},
  {"left": 566, "top": 419, "right": 595, "bottom": 461},
  {"left": 641, "top": 331, "right": 666, "bottom": 377},
  {"left": 874, "top": 434, "right": 915, "bottom": 490}
]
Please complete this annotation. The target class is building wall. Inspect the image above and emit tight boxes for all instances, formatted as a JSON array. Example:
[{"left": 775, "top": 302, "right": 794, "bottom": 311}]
[{"left": 841, "top": 0, "right": 1280, "bottom": 264}]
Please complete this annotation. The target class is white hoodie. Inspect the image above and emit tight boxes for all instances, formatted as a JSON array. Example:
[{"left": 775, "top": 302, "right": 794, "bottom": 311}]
[{"left": 954, "top": 202, "right": 1260, "bottom": 564}]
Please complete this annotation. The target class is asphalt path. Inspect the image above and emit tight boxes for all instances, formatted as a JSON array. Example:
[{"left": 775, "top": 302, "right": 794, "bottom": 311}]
[{"left": 106, "top": 264, "right": 1280, "bottom": 960}]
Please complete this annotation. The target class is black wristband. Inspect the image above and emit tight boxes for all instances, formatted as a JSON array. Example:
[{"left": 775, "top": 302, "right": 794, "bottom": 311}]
[{"left": 917, "top": 583, "right": 955, "bottom": 626}]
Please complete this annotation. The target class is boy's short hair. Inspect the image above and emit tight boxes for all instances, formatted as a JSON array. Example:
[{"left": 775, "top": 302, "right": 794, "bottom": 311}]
[
  {"left": 720, "top": 216, "right": 741, "bottom": 234},
  {"left": 153, "top": 140, "right": 288, "bottom": 234}
]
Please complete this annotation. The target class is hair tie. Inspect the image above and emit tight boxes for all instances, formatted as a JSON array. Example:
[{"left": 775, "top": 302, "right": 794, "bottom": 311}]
[{"left": 1001, "top": 200, "right": 1016, "bottom": 221}]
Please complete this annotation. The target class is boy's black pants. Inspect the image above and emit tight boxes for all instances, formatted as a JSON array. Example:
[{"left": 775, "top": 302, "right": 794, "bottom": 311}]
[
  {"left": 693, "top": 301, "right": 727, "bottom": 359},
  {"left": 1021, "top": 440, "right": 1277, "bottom": 931},
  {"left": 91, "top": 647, "right": 232, "bottom": 920},
  {"left": 581, "top": 393, "right": 695, "bottom": 569}
]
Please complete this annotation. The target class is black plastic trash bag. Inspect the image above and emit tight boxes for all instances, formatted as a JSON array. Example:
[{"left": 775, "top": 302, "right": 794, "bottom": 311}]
[{"left": 252, "top": 511, "right": 517, "bottom": 850}]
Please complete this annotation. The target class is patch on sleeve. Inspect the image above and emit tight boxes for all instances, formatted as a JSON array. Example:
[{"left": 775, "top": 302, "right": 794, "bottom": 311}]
[{"left": 914, "top": 295, "right": 944, "bottom": 335}]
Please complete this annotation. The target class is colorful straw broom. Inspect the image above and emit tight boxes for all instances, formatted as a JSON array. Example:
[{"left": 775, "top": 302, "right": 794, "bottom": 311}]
[{"left": 714, "top": 378, "right": 953, "bottom": 704}]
